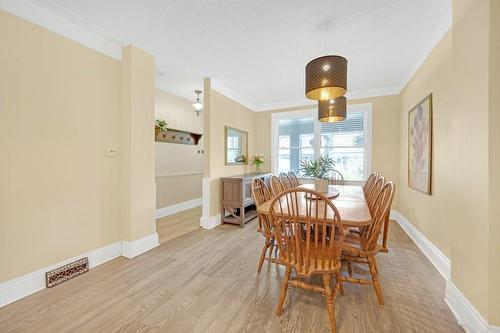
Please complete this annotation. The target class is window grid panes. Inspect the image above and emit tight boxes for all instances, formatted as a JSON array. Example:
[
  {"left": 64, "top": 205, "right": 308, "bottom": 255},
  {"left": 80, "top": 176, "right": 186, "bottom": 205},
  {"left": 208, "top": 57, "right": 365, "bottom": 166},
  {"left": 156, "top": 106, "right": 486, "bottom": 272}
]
[{"left": 275, "top": 111, "right": 367, "bottom": 181}]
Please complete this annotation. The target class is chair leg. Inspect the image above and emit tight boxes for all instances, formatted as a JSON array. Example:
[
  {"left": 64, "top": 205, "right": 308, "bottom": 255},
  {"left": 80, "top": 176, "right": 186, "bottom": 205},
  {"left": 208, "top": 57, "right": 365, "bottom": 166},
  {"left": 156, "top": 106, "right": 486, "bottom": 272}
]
[
  {"left": 257, "top": 237, "right": 271, "bottom": 273},
  {"left": 347, "top": 260, "right": 353, "bottom": 277},
  {"left": 276, "top": 266, "right": 292, "bottom": 316},
  {"left": 382, "top": 217, "right": 390, "bottom": 252},
  {"left": 335, "top": 271, "right": 344, "bottom": 296},
  {"left": 368, "top": 256, "right": 384, "bottom": 305},
  {"left": 322, "top": 274, "right": 337, "bottom": 333}
]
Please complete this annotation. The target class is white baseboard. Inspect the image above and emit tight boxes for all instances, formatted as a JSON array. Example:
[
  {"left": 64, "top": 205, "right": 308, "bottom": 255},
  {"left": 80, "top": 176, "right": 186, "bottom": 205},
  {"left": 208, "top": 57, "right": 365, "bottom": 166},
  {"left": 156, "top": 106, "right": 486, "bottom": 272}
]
[
  {"left": 121, "top": 232, "right": 159, "bottom": 259},
  {"left": 200, "top": 214, "right": 221, "bottom": 229},
  {"left": 155, "top": 197, "right": 202, "bottom": 219},
  {"left": 444, "top": 281, "right": 492, "bottom": 333},
  {"left": 0, "top": 231, "right": 159, "bottom": 309},
  {"left": 0, "top": 240, "right": 122, "bottom": 308},
  {"left": 390, "top": 210, "right": 451, "bottom": 280},
  {"left": 391, "top": 210, "right": 499, "bottom": 333}
]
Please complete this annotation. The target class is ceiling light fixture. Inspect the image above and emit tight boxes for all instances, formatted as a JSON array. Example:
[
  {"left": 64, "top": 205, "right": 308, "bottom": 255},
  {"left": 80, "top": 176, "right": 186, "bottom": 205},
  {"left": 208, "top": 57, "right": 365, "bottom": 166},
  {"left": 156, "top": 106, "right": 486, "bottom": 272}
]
[
  {"left": 192, "top": 90, "right": 203, "bottom": 116},
  {"left": 318, "top": 96, "right": 347, "bottom": 122},
  {"left": 305, "top": 23, "right": 347, "bottom": 101}
]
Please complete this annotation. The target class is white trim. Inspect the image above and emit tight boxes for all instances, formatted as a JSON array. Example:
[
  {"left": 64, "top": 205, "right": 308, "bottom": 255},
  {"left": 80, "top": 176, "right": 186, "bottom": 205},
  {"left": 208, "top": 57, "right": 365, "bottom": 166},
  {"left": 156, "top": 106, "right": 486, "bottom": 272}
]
[
  {"left": 0, "top": 241, "right": 122, "bottom": 308},
  {"left": 211, "top": 79, "right": 258, "bottom": 111},
  {"left": 0, "top": 0, "right": 124, "bottom": 60},
  {"left": 390, "top": 210, "right": 451, "bottom": 280},
  {"left": 254, "top": 85, "right": 400, "bottom": 112},
  {"left": 445, "top": 281, "right": 492, "bottom": 333},
  {"left": 121, "top": 233, "right": 159, "bottom": 259},
  {"left": 155, "top": 171, "right": 203, "bottom": 179},
  {"left": 271, "top": 103, "right": 373, "bottom": 181},
  {"left": 200, "top": 214, "right": 221, "bottom": 230},
  {"left": 398, "top": 3, "right": 451, "bottom": 92},
  {"left": 391, "top": 210, "right": 500, "bottom": 332},
  {"left": 155, "top": 197, "right": 202, "bottom": 219}
]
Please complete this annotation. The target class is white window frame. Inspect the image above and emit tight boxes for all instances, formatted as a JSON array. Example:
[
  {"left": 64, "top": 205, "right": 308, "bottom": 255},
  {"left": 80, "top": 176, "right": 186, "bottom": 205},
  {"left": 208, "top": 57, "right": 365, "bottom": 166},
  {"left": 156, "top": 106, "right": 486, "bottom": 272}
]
[{"left": 271, "top": 103, "right": 372, "bottom": 182}]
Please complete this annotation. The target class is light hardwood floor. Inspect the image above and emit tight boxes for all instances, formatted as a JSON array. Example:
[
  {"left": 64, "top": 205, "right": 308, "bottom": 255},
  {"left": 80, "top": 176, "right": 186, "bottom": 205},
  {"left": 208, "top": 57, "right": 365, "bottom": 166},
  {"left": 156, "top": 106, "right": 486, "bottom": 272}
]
[
  {"left": 156, "top": 207, "right": 201, "bottom": 243},
  {"left": 0, "top": 220, "right": 463, "bottom": 332}
]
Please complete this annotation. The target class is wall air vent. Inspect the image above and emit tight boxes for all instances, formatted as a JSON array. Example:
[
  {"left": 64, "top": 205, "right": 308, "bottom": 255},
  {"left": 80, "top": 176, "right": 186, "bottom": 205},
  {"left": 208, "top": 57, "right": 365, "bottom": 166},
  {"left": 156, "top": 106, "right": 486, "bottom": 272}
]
[{"left": 45, "top": 257, "right": 89, "bottom": 288}]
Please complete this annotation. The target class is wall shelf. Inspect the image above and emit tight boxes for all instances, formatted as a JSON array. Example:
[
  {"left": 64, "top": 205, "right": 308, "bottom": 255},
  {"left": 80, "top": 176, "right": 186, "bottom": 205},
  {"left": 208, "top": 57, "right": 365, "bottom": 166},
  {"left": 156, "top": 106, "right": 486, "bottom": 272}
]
[{"left": 155, "top": 127, "right": 203, "bottom": 145}]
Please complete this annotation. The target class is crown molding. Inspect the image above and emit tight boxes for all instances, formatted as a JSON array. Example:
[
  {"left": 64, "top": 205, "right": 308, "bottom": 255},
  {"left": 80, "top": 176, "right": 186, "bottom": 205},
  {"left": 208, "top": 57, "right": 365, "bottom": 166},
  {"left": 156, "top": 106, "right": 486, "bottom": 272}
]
[
  {"left": 253, "top": 84, "right": 401, "bottom": 112},
  {"left": 398, "top": 1, "right": 452, "bottom": 92},
  {"left": 0, "top": 0, "right": 124, "bottom": 60},
  {"left": 210, "top": 79, "right": 258, "bottom": 111}
]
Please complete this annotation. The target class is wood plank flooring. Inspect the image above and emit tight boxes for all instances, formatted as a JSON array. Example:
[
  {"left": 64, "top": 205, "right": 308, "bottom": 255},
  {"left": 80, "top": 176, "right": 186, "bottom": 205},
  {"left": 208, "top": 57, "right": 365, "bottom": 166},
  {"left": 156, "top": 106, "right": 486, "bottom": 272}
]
[
  {"left": 156, "top": 207, "right": 201, "bottom": 243},
  {"left": 0, "top": 220, "right": 463, "bottom": 332}
]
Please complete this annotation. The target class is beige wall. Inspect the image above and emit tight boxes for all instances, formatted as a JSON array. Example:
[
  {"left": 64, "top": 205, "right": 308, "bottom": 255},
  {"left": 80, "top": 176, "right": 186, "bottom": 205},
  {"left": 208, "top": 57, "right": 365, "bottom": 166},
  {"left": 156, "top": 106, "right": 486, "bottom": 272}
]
[
  {"left": 398, "top": 30, "right": 455, "bottom": 259},
  {"left": 206, "top": 89, "right": 257, "bottom": 216},
  {"left": 398, "top": 0, "right": 497, "bottom": 321},
  {"left": 120, "top": 45, "right": 156, "bottom": 241},
  {"left": 489, "top": 0, "right": 500, "bottom": 325},
  {"left": 0, "top": 10, "right": 157, "bottom": 284},
  {"left": 155, "top": 89, "right": 203, "bottom": 208},
  {"left": 0, "top": 10, "right": 122, "bottom": 283}
]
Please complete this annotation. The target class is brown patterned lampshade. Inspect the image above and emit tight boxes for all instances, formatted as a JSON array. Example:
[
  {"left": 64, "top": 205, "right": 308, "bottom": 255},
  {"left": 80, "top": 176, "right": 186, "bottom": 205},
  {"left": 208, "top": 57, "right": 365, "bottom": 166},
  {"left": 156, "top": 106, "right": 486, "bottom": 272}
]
[
  {"left": 318, "top": 97, "right": 347, "bottom": 122},
  {"left": 305, "top": 55, "right": 347, "bottom": 100}
]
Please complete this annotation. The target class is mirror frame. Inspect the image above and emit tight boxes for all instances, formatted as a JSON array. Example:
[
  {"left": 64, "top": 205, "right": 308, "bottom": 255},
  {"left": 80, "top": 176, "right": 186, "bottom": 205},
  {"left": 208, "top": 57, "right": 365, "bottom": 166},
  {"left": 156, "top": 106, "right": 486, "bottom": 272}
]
[{"left": 224, "top": 126, "right": 248, "bottom": 165}]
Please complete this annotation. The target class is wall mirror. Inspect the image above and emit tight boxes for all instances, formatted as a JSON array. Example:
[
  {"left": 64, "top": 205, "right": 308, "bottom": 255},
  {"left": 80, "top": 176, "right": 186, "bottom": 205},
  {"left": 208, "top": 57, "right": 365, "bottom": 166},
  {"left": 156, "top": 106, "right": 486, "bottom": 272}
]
[{"left": 225, "top": 126, "right": 248, "bottom": 165}]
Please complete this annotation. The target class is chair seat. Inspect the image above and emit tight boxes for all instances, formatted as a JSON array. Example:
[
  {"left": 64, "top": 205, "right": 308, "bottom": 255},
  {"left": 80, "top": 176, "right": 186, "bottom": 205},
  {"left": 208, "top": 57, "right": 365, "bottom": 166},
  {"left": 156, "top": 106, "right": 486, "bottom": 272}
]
[{"left": 280, "top": 245, "right": 342, "bottom": 276}]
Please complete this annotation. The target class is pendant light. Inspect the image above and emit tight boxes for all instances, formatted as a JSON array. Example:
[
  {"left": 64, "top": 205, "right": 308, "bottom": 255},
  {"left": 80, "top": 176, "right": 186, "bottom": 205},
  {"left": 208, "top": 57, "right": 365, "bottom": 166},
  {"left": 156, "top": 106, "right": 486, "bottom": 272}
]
[
  {"left": 192, "top": 90, "right": 203, "bottom": 116},
  {"left": 318, "top": 97, "right": 347, "bottom": 122},
  {"left": 305, "top": 24, "right": 347, "bottom": 101}
]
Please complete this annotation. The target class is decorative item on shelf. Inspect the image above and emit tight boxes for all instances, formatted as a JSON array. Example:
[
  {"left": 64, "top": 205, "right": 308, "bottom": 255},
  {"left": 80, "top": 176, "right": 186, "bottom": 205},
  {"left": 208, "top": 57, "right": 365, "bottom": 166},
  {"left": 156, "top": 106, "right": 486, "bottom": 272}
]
[
  {"left": 251, "top": 154, "right": 265, "bottom": 173},
  {"left": 155, "top": 118, "right": 168, "bottom": 136},
  {"left": 318, "top": 96, "right": 347, "bottom": 122},
  {"left": 305, "top": 24, "right": 347, "bottom": 102},
  {"left": 192, "top": 90, "right": 203, "bottom": 116},
  {"left": 299, "top": 156, "right": 336, "bottom": 193}
]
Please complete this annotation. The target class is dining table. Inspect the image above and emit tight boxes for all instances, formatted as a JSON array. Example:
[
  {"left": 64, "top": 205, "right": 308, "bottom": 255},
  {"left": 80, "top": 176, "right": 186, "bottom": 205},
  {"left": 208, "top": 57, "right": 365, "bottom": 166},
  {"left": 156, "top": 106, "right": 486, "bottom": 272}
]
[{"left": 257, "top": 184, "right": 372, "bottom": 228}]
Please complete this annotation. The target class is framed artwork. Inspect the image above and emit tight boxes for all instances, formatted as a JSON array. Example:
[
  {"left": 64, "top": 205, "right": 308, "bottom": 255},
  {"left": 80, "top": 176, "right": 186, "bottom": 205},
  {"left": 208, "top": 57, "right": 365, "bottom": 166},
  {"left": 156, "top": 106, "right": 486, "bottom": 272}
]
[{"left": 408, "top": 94, "right": 432, "bottom": 194}]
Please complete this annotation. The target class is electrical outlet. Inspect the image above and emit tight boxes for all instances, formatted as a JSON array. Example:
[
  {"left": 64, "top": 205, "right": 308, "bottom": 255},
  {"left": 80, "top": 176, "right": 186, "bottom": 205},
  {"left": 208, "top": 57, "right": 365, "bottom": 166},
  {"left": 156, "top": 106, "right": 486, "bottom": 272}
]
[{"left": 105, "top": 148, "right": 119, "bottom": 157}]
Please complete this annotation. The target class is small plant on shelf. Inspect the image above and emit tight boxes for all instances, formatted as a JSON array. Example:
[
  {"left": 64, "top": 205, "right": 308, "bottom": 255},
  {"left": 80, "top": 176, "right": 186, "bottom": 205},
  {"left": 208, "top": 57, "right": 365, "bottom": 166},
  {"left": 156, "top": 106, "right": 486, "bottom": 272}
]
[
  {"left": 155, "top": 119, "right": 168, "bottom": 136},
  {"left": 299, "top": 156, "right": 336, "bottom": 192},
  {"left": 251, "top": 154, "right": 265, "bottom": 172}
]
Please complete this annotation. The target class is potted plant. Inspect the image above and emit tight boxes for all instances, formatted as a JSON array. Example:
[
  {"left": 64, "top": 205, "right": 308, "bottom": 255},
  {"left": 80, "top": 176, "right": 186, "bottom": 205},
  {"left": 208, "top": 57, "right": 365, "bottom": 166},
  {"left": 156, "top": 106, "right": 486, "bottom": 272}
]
[
  {"left": 299, "top": 156, "right": 336, "bottom": 193},
  {"left": 155, "top": 119, "right": 168, "bottom": 136},
  {"left": 251, "top": 154, "right": 265, "bottom": 173}
]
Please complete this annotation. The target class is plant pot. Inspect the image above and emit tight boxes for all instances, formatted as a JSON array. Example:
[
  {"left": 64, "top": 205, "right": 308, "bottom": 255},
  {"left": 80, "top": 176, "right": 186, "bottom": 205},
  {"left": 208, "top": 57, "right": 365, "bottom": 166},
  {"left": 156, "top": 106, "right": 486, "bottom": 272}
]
[
  {"left": 314, "top": 178, "right": 329, "bottom": 193},
  {"left": 155, "top": 126, "right": 161, "bottom": 137}
]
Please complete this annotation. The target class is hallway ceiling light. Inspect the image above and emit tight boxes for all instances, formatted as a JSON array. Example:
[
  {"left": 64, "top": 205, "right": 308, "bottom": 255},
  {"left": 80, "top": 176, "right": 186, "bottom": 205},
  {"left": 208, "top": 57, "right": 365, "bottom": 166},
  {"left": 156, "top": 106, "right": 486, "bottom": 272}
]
[
  {"left": 192, "top": 90, "right": 203, "bottom": 116},
  {"left": 318, "top": 97, "right": 346, "bottom": 122}
]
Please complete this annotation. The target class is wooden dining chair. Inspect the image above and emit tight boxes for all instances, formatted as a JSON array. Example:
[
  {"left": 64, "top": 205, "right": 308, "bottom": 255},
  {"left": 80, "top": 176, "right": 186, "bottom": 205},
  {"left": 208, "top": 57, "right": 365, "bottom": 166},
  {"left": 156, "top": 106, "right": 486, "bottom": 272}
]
[
  {"left": 287, "top": 171, "right": 301, "bottom": 187},
  {"left": 279, "top": 172, "right": 293, "bottom": 190},
  {"left": 363, "top": 172, "right": 378, "bottom": 195},
  {"left": 269, "top": 187, "right": 344, "bottom": 333},
  {"left": 251, "top": 178, "right": 279, "bottom": 273},
  {"left": 328, "top": 170, "right": 345, "bottom": 186},
  {"left": 341, "top": 181, "right": 395, "bottom": 305},
  {"left": 366, "top": 176, "right": 384, "bottom": 212},
  {"left": 270, "top": 175, "right": 285, "bottom": 197}
]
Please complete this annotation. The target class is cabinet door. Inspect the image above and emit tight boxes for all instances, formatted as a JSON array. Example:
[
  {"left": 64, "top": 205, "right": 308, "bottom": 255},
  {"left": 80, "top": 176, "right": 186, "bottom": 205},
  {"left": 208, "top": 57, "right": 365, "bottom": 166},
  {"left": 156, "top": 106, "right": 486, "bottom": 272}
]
[{"left": 243, "top": 179, "right": 253, "bottom": 205}]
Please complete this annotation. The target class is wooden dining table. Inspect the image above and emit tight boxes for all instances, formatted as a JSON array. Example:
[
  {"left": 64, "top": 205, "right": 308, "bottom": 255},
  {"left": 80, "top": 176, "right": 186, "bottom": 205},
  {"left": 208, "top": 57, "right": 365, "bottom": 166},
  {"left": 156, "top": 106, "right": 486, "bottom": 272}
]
[{"left": 257, "top": 184, "right": 372, "bottom": 228}]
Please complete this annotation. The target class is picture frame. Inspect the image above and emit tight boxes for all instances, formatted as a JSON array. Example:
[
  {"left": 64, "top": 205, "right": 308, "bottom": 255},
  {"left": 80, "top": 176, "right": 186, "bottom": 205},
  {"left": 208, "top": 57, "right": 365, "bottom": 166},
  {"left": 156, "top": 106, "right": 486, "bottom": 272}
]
[{"left": 408, "top": 93, "right": 433, "bottom": 195}]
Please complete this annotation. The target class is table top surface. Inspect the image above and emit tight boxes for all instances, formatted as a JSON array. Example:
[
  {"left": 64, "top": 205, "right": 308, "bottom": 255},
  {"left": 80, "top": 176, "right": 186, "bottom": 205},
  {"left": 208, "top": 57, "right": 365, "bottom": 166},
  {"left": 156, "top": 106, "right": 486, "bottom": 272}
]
[{"left": 257, "top": 184, "right": 372, "bottom": 227}]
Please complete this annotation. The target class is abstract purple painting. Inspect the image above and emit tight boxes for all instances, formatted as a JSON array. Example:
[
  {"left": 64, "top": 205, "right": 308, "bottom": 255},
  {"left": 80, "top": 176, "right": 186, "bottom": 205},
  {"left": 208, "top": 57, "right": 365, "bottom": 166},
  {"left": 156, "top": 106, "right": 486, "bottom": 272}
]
[{"left": 408, "top": 94, "right": 432, "bottom": 194}]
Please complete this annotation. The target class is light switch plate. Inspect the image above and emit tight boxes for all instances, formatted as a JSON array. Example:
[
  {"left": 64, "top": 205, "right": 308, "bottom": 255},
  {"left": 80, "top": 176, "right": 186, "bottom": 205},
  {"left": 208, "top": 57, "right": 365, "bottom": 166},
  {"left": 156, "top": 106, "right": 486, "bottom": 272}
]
[{"left": 105, "top": 148, "right": 119, "bottom": 157}]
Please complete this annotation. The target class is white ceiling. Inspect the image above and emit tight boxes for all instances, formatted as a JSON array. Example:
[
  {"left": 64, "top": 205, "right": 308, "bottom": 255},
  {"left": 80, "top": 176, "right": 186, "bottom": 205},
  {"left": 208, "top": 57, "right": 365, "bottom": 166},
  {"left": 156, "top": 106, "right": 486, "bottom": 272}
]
[{"left": 14, "top": 0, "right": 451, "bottom": 110}]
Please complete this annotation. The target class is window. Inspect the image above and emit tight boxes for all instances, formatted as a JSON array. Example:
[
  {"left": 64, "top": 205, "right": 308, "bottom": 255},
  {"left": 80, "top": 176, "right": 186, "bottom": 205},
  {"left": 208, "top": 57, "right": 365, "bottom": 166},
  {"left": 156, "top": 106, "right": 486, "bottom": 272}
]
[{"left": 272, "top": 104, "right": 371, "bottom": 181}]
